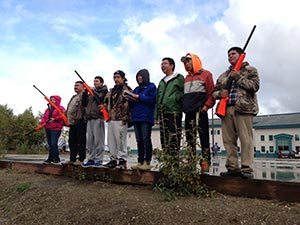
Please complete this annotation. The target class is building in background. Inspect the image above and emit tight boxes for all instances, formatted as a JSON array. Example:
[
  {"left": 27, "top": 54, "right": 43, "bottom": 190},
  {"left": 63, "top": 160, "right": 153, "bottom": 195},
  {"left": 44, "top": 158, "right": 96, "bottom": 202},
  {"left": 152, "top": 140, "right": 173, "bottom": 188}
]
[{"left": 127, "top": 112, "right": 300, "bottom": 158}]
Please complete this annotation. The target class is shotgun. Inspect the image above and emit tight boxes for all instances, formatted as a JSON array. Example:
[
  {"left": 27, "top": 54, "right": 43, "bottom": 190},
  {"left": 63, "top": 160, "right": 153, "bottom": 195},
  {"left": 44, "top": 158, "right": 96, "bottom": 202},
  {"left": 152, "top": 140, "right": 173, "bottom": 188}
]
[
  {"left": 74, "top": 70, "right": 110, "bottom": 122},
  {"left": 215, "top": 25, "right": 256, "bottom": 117},
  {"left": 33, "top": 85, "right": 69, "bottom": 126}
]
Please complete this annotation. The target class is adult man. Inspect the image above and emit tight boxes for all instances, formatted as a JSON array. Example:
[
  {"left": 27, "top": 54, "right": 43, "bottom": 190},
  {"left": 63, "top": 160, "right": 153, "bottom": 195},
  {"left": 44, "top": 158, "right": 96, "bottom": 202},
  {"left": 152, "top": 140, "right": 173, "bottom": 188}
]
[
  {"left": 212, "top": 47, "right": 260, "bottom": 179},
  {"left": 154, "top": 57, "right": 184, "bottom": 160},
  {"left": 102, "top": 70, "right": 132, "bottom": 169},
  {"left": 82, "top": 76, "right": 108, "bottom": 167},
  {"left": 181, "top": 53, "right": 215, "bottom": 173},
  {"left": 66, "top": 81, "right": 87, "bottom": 165}
]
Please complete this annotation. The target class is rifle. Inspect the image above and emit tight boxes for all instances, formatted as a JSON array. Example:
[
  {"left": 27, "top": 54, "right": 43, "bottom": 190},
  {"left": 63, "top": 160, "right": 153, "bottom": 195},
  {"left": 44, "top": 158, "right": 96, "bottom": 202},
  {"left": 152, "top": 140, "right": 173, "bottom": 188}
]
[
  {"left": 74, "top": 70, "right": 110, "bottom": 122},
  {"left": 215, "top": 25, "right": 256, "bottom": 117},
  {"left": 25, "top": 119, "right": 50, "bottom": 136},
  {"left": 33, "top": 85, "right": 69, "bottom": 126}
]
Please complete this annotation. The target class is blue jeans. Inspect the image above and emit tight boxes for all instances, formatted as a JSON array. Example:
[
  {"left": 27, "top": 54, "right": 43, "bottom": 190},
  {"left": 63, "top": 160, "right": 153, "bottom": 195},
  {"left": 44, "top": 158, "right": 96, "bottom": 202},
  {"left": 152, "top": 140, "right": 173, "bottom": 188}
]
[
  {"left": 133, "top": 122, "right": 153, "bottom": 163},
  {"left": 46, "top": 129, "right": 61, "bottom": 162}
]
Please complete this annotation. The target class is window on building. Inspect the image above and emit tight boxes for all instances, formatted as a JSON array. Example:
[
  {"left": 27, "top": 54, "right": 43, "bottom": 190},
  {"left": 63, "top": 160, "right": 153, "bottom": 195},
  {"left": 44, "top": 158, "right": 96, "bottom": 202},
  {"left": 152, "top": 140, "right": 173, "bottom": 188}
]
[
  {"left": 128, "top": 134, "right": 131, "bottom": 138},
  {"left": 261, "top": 146, "right": 266, "bottom": 152},
  {"left": 295, "top": 134, "right": 300, "bottom": 141},
  {"left": 269, "top": 146, "right": 274, "bottom": 153},
  {"left": 260, "top": 135, "right": 265, "bottom": 141},
  {"left": 217, "top": 130, "right": 220, "bottom": 135},
  {"left": 269, "top": 135, "right": 273, "bottom": 141}
]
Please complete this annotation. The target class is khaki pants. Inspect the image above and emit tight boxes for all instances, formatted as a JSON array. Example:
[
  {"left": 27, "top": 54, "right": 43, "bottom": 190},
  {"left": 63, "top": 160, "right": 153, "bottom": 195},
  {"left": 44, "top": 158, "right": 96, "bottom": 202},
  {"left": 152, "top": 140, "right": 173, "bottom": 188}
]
[{"left": 221, "top": 106, "right": 254, "bottom": 172}]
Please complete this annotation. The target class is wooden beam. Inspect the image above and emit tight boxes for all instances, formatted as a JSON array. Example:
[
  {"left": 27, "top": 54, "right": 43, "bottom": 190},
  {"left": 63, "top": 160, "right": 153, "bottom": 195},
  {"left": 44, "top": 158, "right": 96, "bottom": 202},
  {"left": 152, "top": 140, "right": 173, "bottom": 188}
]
[{"left": 1, "top": 160, "right": 300, "bottom": 202}]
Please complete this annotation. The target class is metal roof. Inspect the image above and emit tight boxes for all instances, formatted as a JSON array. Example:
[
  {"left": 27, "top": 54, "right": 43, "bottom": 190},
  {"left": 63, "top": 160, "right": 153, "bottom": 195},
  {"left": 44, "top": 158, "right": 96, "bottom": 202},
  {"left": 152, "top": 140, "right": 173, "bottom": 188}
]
[{"left": 209, "top": 112, "right": 300, "bottom": 129}]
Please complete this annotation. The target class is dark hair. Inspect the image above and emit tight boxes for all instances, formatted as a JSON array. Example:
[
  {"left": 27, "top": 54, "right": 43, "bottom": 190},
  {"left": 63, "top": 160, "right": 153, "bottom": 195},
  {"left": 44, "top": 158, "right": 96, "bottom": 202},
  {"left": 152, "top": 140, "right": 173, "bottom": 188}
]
[
  {"left": 162, "top": 57, "right": 175, "bottom": 71},
  {"left": 75, "top": 81, "right": 83, "bottom": 84},
  {"left": 228, "top": 46, "right": 244, "bottom": 55},
  {"left": 94, "top": 76, "right": 104, "bottom": 83}
]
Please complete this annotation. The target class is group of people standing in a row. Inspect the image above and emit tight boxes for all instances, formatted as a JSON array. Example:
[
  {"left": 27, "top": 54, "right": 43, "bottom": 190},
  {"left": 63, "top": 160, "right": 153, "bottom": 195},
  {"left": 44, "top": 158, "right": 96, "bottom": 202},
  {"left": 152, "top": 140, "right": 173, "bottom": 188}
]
[{"left": 40, "top": 46, "right": 260, "bottom": 179}]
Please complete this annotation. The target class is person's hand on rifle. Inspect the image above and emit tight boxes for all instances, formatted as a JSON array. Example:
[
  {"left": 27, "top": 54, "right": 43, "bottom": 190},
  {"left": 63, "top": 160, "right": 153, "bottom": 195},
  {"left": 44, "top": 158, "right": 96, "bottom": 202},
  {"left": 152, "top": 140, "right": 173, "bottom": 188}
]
[
  {"left": 221, "top": 89, "right": 228, "bottom": 98},
  {"left": 200, "top": 105, "right": 208, "bottom": 113},
  {"left": 98, "top": 104, "right": 104, "bottom": 110},
  {"left": 48, "top": 118, "right": 55, "bottom": 123}
]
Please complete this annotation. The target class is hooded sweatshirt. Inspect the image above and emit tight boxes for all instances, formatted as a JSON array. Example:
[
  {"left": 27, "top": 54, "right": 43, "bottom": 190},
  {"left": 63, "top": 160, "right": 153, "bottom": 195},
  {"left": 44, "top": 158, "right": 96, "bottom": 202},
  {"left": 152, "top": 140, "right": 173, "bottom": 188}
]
[
  {"left": 83, "top": 85, "right": 108, "bottom": 120},
  {"left": 182, "top": 53, "right": 215, "bottom": 113},
  {"left": 40, "top": 95, "right": 65, "bottom": 130},
  {"left": 130, "top": 69, "right": 156, "bottom": 125}
]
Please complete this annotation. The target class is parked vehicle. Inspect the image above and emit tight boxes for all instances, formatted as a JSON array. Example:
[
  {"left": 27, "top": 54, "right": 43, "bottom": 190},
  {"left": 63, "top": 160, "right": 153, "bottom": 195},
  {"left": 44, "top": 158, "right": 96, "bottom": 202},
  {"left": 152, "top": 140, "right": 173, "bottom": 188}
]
[{"left": 278, "top": 150, "right": 295, "bottom": 159}]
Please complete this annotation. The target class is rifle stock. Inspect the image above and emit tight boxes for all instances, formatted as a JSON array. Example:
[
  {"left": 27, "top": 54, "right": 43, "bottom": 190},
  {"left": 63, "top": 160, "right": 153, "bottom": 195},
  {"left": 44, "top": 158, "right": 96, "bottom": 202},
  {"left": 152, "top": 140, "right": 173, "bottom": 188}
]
[
  {"left": 74, "top": 70, "right": 110, "bottom": 122},
  {"left": 215, "top": 25, "right": 256, "bottom": 118}
]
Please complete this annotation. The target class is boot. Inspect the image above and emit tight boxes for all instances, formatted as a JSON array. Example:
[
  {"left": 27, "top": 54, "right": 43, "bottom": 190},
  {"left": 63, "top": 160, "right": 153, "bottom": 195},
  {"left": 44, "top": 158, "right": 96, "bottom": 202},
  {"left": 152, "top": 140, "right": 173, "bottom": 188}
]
[
  {"left": 131, "top": 162, "right": 142, "bottom": 170},
  {"left": 139, "top": 161, "right": 153, "bottom": 171}
]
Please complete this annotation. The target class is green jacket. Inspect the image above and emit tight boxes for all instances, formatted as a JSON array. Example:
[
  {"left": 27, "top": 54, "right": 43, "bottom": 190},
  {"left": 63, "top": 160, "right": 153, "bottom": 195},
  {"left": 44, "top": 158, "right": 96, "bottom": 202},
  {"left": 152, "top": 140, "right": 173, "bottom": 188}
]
[{"left": 154, "top": 73, "right": 184, "bottom": 119}]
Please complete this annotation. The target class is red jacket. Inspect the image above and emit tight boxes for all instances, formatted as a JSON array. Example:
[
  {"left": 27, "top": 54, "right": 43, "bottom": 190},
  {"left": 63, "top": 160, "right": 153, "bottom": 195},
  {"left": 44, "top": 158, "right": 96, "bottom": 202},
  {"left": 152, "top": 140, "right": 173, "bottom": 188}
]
[
  {"left": 40, "top": 95, "right": 65, "bottom": 130},
  {"left": 182, "top": 53, "right": 215, "bottom": 112}
]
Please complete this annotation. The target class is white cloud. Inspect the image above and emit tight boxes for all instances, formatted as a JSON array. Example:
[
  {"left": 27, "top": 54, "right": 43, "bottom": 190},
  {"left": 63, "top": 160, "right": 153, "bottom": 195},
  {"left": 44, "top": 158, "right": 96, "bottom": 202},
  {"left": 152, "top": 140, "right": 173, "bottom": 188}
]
[{"left": 1, "top": 0, "right": 300, "bottom": 117}]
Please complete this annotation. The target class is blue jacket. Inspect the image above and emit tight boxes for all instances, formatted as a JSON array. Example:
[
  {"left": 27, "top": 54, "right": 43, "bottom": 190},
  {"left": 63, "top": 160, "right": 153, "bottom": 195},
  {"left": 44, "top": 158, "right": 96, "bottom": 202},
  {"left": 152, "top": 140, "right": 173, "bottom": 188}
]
[{"left": 130, "top": 69, "right": 157, "bottom": 125}]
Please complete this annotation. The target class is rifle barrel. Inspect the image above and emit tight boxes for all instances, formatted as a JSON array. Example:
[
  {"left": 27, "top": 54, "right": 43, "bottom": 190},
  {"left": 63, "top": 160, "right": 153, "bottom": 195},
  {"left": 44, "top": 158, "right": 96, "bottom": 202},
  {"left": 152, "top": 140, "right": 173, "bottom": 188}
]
[
  {"left": 242, "top": 25, "right": 256, "bottom": 51},
  {"left": 74, "top": 70, "right": 85, "bottom": 83},
  {"left": 33, "top": 85, "right": 46, "bottom": 96}
]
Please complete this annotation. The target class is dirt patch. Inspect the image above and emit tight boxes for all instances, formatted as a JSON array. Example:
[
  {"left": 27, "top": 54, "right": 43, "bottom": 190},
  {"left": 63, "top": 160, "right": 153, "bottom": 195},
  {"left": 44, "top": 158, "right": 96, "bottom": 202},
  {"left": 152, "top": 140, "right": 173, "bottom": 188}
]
[{"left": 0, "top": 169, "right": 300, "bottom": 225}]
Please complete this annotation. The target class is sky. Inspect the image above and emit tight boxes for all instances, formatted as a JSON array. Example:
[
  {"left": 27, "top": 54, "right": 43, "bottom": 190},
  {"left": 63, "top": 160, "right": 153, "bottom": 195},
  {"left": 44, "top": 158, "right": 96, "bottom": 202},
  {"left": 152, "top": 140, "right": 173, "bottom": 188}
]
[{"left": 1, "top": 0, "right": 300, "bottom": 117}]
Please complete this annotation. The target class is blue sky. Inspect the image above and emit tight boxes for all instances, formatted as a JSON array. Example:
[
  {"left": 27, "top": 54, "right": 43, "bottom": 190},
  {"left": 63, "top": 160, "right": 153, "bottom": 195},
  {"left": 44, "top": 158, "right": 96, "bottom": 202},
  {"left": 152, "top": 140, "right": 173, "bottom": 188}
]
[{"left": 1, "top": 0, "right": 300, "bottom": 116}]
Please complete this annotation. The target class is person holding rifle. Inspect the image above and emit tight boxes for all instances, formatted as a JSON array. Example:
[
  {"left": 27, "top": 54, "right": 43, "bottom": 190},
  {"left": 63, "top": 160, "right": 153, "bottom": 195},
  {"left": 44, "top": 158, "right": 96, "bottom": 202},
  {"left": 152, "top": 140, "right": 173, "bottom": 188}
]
[
  {"left": 41, "top": 95, "right": 66, "bottom": 165},
  {"left": 81, "top": 76, "right": 108, "bottom": 167},
  {"left": 212, "top": 47, "right": 260, "bottom": 179},
  {"left": 66, "top": 81, "right": 87, "bottom": 166}
]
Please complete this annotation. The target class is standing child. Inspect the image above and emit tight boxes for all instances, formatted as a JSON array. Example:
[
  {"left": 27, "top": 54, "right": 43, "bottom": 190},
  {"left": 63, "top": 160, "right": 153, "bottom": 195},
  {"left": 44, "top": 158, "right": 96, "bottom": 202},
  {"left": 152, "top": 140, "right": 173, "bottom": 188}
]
[{"left": 41, "top": 95, "right": 65, "bottom": 165}]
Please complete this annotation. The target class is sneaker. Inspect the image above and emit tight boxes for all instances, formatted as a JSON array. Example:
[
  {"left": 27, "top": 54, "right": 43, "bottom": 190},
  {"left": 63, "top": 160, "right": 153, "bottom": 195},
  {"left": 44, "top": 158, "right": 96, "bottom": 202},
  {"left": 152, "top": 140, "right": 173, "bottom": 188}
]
[
  {"left": 139, "top": 161, "right": 153, "bottom": 171},
  {"left": 131, "top": 162, "right": 142, "bottom": 170},
  {"left": 117, "top": 158, "right": 127, "bottom": 169},
  {"left": 200, "top": 160, "right": 209, "bottom": 174},
  {"left": 65, "top": 160, "right": 76, "bottom": 165},
  {"left": 93, "top": 161, "right": 103, "bottom": 167},
  {"left": 43, "top": 160, "right": 52, "bottom": 165},
  {"left": 240, "top": 171, "right": 254, "bottom": 179},
  {"left": 52, "top": 160, "right": 61, "bottom": 165},
  {"left": 220, "top": 170, "right": 241, "bottom": 177},
  {"left": 104, "top": 160, "right": 118, "bottom": 168},
  {"left": 73, "top": 159, "right": 83, "bottom": 166},
  {"left": 82, "top": 160, "right": 95, "bottom": 168}
]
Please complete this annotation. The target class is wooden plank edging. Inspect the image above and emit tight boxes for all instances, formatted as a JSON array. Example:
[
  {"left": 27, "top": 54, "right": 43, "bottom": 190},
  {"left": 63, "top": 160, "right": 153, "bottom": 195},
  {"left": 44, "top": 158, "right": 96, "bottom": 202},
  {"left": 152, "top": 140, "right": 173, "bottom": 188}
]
[{"left": 1, "top": 160, "right": 300, "bottom": 202}]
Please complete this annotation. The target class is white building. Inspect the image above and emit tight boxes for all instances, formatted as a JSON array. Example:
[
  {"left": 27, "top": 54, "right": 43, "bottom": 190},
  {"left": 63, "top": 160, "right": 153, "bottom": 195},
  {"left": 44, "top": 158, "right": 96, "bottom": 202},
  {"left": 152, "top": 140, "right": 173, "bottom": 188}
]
[{"left": 127, "top": 112, "right": 300, "bottom": 158}]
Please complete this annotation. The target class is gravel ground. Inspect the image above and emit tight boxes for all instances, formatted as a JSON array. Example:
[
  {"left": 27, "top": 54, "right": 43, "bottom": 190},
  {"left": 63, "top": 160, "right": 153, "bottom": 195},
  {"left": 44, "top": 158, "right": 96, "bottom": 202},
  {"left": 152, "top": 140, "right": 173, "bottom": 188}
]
[{"left": 0, "top": 169, "right": 300, "bottom": 225}]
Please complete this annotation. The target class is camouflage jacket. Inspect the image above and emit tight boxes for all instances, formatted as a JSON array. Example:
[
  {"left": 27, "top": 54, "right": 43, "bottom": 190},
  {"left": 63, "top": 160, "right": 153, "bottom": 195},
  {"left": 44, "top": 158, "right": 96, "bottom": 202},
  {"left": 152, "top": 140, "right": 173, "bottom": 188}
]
[
  {"left": 212, "top": 62, "right": 260, "bottom": 115},
  {"left": 104, "top": 84, "right": 132, "bottom": 122}
]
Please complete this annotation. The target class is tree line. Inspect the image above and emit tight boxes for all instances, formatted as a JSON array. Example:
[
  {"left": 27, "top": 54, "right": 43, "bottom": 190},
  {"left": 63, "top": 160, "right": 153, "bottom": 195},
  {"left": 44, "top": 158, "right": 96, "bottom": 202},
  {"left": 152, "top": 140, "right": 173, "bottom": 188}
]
[{"left": 0, "top": 104, "right": 46, "bottom": 153}]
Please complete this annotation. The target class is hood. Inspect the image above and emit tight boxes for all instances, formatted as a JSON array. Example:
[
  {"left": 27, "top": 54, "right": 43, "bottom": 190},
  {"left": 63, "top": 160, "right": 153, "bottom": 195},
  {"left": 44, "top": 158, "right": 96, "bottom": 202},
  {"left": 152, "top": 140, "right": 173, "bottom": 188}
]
[
  {"left": 183, "top": 53, "right": 203, "bottom": 75},
  {"left": 50, "top": 95, "right": 61, "bottom": 106},
  {"left": 136, "top": 69, "right": 150, "bottom": 85}
]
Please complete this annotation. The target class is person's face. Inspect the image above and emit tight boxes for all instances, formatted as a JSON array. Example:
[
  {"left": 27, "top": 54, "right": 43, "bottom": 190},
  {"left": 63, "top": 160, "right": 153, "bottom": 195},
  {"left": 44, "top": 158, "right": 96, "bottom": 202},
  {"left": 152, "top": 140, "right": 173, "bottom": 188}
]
[
  {"left": 50, "top": 97, "right": 56, "bottom": 104},
  {"left": 228, "top": 50, "right": 240, "bottom": 66},
  {"left": 114, "top": 74, "right": 124, "bottom": 86},
  {"left": 74, "top": 82, "right": 84, "bottom": 93},
  {"left": 183, "top": 58, "right": 193, "bottom": 72},
  {"left": 161, "top": 60, "right": 173, "bottom": 75},
  {"left": 94, "top": 78, "right": 103, "bottom": 88},
  {"left": 137, "top": 75, "right": 143, "bottom": 84}
]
